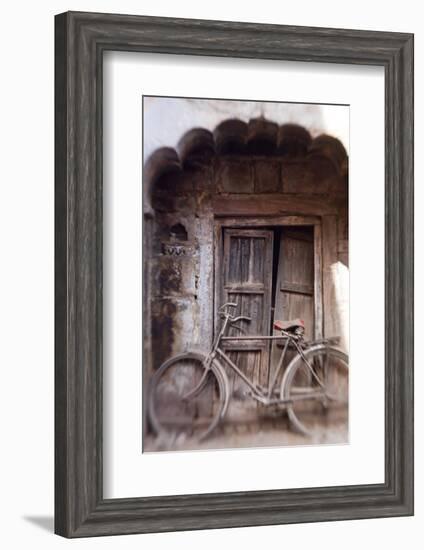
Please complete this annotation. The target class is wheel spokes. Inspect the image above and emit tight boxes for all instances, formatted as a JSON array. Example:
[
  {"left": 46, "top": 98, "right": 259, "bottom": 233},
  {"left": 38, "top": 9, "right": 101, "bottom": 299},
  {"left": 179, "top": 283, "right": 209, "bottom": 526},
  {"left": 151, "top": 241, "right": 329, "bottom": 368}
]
[
  {"left": 148, "top": 356, "right": 225, "bottom": 446},
  {"left": 284, "top": 348, "right": 349, "bottom": 439}
]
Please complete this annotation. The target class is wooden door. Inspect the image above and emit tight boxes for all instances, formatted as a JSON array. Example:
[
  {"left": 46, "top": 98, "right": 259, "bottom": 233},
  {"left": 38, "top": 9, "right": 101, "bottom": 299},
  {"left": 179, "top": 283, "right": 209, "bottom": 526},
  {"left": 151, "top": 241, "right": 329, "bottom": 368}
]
[
  {"left": 274, "top": 227, "right": 315, "bottom": 339},
  {"left": 220, "top": 229, "right": 273, "bottom": 403},
  {"left": 271, "top": 227, "right": 315, "bottom": 379}
]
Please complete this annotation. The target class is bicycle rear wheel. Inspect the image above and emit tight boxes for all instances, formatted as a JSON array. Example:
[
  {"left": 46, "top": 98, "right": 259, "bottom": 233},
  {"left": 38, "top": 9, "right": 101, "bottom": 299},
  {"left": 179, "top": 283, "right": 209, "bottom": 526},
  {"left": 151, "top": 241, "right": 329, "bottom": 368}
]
[
  {"left": 281, "top": 345, "right": 348, "bottom": 439},
  {"left": 148, "top": 353, "right": 228, "bottom": 443}
]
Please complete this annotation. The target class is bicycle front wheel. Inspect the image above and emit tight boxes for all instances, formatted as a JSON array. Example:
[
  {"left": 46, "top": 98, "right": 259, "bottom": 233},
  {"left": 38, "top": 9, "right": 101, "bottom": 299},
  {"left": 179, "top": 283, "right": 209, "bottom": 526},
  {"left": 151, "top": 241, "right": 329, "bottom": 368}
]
[
  {"left": 281, "top": 345, "right": 348, "bottom": 439},
  {"left": 148, "top": 353, "right": 228, "bottom": 443}
]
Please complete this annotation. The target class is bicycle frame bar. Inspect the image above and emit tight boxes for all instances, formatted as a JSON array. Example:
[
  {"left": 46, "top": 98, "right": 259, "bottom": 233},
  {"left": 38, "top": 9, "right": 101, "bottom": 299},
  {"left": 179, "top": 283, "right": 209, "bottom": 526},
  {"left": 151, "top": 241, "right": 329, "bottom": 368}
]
[
  {"left": 267, "top": 337, "right": 290, "bottom": 397},
  {"left": 213, "top": 323, "right": 293, "bottom": 398},
  {"left": 215, "top": 348, "right": 261, "bottom": 395},
  {"left": 208, "top": 314, "right": 327, "bottom": 398}
]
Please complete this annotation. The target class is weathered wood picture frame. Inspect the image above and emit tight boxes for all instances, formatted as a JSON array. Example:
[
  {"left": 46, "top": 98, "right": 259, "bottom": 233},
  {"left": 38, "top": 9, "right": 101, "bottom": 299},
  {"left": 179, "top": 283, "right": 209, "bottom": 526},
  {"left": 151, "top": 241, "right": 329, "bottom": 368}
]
[{"left": 55, "top": 11, "right": 414, "bottom": 537}]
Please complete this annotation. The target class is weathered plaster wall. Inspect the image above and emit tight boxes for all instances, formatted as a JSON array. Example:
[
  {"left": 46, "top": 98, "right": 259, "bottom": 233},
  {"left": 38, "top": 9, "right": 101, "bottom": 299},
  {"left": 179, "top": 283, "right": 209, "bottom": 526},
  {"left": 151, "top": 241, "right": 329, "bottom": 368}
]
[{"left": 145, "top": 123, "right": 348, "bottom": 375}]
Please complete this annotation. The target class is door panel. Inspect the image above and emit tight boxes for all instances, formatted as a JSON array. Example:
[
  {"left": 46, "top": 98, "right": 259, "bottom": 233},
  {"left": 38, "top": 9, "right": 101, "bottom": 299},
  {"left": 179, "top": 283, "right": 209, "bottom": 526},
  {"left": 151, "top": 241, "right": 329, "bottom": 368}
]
[
  {"left": 227, "top": 236, "right": 267, "bottom": 285},
  {"left": 221, "top": 229, "right": 273, "bottom": 395},
  {"left": 276, "top": 228, "right": 315, "bottom": 339},
  {"left": 271, "top": 227, "right": 315, "bottom": 381}
]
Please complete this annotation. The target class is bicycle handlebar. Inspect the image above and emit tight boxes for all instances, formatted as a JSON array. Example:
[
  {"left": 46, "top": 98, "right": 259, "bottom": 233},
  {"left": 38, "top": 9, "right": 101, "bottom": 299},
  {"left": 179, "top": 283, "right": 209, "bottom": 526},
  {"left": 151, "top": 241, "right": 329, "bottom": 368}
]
[
  {"left": 231, "top": 315, "right": 252, "bottom": 324},
  {"left": 218, "top": 303, "right": 251, "bottom": 323},
  {"left": 219, "top": 302, "right": 238, "bottom": 312}
]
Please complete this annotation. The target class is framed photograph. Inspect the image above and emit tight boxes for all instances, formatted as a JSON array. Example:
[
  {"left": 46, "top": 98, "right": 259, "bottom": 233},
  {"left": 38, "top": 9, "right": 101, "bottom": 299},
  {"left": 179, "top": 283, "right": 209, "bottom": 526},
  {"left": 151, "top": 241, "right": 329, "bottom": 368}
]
[
  {"left": 142, "top": 95, "right": 350, "bottom": 454},
  {"left": 55, "top": 11, "right": 414, "bottom": 537}
]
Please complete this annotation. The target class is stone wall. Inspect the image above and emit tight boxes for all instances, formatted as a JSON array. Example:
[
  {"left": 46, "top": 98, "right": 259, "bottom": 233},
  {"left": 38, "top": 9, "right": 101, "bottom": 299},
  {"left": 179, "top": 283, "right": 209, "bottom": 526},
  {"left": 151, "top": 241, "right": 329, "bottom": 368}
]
[{"left": 144, "top": 120, "right": 349, "bottom": 377}]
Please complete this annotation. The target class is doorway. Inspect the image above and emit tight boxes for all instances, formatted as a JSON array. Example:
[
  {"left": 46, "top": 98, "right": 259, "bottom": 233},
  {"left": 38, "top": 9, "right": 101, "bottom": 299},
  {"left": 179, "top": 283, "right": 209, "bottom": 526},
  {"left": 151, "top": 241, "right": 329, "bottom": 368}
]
[{"left": 215, "top": 220, "right": 320, "bottom": 394}]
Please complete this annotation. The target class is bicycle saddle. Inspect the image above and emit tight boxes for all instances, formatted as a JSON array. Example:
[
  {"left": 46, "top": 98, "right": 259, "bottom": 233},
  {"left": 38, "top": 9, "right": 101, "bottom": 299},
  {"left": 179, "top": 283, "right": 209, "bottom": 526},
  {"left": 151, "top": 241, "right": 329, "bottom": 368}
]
[{"left": 274, "top": 319, "right": 305, "bottom": 332}]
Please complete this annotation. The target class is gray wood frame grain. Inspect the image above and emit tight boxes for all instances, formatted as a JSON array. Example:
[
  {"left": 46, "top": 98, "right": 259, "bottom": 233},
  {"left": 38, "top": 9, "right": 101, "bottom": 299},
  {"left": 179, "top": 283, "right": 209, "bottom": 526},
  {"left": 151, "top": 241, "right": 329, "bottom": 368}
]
[{"left": 55, "top": 11, "right": 414, "bottom": 538}]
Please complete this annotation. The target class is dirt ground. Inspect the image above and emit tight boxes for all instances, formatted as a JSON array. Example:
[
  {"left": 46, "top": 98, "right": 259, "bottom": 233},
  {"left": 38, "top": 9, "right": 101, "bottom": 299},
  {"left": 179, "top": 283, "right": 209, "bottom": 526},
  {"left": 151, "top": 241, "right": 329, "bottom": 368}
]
[{"left": 143, "top": 415, "right": 348, "bottom": 453}]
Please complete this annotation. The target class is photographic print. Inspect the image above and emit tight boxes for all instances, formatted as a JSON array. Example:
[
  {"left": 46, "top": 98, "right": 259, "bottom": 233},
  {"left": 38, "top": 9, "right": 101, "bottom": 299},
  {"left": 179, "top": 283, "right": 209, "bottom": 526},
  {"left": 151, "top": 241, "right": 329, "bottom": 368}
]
[{"left": 143, "top": 96, "right": 349, "bottom": 453}]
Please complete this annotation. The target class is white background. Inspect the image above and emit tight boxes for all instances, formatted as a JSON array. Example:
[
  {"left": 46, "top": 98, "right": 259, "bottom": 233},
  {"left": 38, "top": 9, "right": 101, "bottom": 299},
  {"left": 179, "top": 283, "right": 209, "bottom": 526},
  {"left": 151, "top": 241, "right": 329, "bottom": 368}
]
[
  {"left": 104, "top": 53, "right": 384, "bottom": 498},
  {"left": 0, "top": 1, "right": 420, "bottom": 548}
]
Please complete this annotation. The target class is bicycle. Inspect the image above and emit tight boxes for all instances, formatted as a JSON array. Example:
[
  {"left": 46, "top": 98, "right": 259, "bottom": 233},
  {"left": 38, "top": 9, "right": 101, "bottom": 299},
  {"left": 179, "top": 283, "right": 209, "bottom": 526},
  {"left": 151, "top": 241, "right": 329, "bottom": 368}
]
[{"left": 147, "top": 302, "right": 348, "bottom": 442}]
